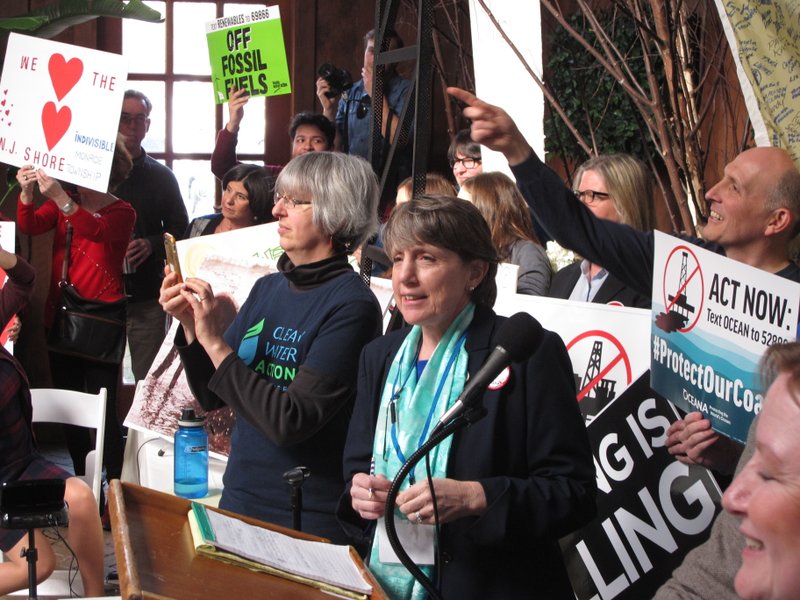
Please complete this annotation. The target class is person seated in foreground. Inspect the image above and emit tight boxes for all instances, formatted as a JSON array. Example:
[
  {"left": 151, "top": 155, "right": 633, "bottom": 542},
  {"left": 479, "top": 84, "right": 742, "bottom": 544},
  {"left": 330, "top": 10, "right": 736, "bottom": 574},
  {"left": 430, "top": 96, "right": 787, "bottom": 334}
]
[
  {"left": 548, "top": 154, "right": 654, "bottom": 308},
  {"left": 0, "top": 245, "right": 104, "bottom": 597},
  {"left": 339, "top": 195, "right": 596, "bottom": 598},
  {"left": 211, "top": 86, "right": 335, "bottom": 180},
  {"left": 459, "top": 171, "right": 552, "bottom": 296},
  {"left": 447, "top": 85, "right": 800, "bottom": 477}
]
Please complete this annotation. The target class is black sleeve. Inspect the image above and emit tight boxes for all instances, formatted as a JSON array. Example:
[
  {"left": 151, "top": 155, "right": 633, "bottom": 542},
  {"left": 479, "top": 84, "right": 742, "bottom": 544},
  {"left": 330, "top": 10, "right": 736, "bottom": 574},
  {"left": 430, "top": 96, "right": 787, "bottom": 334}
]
[{"left": 175, "top": 325, "right": 225, "bottom": 412}]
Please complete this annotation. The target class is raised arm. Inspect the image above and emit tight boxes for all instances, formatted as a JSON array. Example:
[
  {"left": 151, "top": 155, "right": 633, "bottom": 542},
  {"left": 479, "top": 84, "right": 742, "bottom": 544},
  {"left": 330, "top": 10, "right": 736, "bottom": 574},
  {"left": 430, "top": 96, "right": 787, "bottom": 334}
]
[
  {"left": 448, "top": 87, "right": 658, "bottom": 296},
  {"left": 211, "top": 87, "right": 250, "bottom": 180}
]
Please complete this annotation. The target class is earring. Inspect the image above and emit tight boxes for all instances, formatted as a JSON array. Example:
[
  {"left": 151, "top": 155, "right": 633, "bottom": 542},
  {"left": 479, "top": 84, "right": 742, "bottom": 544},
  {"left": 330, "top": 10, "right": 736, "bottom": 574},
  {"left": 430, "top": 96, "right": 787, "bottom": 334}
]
[{"left": 468, "top": 285, "right": 476, "bottom": 292}]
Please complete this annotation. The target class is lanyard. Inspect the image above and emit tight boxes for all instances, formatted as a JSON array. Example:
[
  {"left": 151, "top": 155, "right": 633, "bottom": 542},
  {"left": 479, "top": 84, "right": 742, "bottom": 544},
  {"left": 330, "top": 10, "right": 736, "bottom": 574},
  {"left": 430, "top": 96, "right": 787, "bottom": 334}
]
[{"left": 389, "top": 332, "right": 467, "bottom": 485}]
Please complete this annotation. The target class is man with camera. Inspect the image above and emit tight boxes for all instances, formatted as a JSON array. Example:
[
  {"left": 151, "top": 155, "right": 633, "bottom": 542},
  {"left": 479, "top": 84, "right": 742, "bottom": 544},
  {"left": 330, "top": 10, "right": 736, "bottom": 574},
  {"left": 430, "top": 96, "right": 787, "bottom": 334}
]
[{"left": 316, "top": 29, "right": 410, "bottom": 162}]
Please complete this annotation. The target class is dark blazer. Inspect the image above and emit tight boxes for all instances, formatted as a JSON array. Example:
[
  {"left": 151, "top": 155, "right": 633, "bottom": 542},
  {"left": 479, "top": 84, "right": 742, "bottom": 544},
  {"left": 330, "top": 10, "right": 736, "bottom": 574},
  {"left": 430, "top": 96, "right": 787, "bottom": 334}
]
[
  {"left": 339, "top": 305, "right": 596, "bottom": 599},
  {"left": 549, "top": 261, "right": 652, "bottom": 308}
]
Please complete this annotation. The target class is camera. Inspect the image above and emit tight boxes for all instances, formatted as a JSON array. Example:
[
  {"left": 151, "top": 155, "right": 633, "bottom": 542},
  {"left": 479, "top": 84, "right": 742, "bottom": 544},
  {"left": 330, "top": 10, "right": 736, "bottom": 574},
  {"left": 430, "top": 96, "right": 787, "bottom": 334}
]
[
  {"left": 1, "top": 479, "right": 68, "bottom": 529},
  {"left": 318, "top": 63, "right": 353, "bottom": 98}
]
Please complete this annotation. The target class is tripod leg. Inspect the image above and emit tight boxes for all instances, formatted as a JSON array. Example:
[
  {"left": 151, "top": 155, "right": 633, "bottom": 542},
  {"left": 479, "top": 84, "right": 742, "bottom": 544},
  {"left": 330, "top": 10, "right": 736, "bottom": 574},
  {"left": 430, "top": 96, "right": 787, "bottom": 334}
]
[{"left": 25, "top": 529, "right": 38, "bottom": 600}]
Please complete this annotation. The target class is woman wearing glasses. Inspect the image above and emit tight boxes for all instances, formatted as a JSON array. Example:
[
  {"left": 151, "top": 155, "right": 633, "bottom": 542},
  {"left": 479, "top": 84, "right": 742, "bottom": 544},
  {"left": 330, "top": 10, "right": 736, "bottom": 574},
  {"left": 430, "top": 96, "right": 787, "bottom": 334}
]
[
  {"left": 548, "top": 154, "right": 654, "bottom": 308},
  {"left": 160, "top": 152, "right": 382, "bottom": 542},
  {"left": 448, "top": 129, "right": 483, "bottom": 188}
]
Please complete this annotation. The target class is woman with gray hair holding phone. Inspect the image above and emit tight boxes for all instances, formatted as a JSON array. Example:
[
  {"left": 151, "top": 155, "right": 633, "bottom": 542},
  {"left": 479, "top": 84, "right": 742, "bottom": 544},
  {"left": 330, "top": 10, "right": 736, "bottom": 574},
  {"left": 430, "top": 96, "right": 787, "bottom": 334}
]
[{"left": 160, "top": 152, "right": 382, "bottom": 543}]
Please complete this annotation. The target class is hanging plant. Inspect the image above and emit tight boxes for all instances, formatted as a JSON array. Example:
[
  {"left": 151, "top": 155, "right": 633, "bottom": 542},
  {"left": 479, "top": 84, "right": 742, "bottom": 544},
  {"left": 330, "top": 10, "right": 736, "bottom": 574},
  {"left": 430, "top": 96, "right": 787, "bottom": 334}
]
[{"left": 0, "top": 0, "right": 162, "bottom": 39}]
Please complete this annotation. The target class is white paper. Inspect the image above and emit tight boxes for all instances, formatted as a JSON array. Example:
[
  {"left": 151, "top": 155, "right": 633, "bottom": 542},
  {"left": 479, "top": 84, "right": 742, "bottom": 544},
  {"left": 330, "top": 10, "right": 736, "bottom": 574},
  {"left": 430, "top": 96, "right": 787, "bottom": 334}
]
[
  {"left": 205, "top": 509, "right": 372, "bottom": 594},
  {"left": 376, "top": 516, "right": 435, "bottom": 565}
]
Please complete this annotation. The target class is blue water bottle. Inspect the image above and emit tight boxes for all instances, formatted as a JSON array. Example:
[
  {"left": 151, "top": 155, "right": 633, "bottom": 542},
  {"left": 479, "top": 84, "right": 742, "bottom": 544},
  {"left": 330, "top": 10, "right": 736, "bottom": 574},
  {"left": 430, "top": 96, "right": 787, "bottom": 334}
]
[{"left": 174, "top": 407, "right": 208, "bottom": 499}]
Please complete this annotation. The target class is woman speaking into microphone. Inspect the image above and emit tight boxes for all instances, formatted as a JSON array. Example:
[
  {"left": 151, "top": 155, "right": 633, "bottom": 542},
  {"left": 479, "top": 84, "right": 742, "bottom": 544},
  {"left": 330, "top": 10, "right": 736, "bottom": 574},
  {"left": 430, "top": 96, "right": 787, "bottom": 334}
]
[{"left": 339, "top": 196, "right": 596, "bottom": 599}]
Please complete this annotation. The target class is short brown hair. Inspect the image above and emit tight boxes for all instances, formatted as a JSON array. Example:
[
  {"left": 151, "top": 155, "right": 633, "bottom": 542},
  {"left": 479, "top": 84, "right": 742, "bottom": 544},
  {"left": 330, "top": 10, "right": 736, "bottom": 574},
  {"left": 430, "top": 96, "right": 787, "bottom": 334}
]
[{"left": 384, "top": 195, "right": 498, "bottom": 307}]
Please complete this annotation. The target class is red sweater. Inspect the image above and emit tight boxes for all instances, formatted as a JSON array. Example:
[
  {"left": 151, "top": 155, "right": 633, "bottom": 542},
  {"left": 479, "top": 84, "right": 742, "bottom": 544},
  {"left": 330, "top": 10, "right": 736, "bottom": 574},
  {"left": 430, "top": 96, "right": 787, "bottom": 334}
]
[{"left": 17, "top": 197, "right": 136, "bottom": 326}]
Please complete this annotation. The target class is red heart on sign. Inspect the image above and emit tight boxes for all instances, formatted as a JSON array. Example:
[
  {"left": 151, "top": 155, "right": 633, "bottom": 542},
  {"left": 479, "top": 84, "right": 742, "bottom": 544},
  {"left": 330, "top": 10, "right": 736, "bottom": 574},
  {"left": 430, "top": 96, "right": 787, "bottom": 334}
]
[
  {"left": 41, "top": 102, "right": 71, "bottom": 150},
  {"left": 48, "top": 54, "right": 83, "bottom": 101}
]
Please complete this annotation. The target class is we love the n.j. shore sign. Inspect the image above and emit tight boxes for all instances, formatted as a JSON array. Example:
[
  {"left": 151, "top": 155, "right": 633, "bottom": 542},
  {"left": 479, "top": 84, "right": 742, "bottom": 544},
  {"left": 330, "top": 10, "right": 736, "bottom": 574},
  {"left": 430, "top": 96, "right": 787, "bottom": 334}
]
[{"left": 0, "top": 33, "right": 127, "bottom": 192}]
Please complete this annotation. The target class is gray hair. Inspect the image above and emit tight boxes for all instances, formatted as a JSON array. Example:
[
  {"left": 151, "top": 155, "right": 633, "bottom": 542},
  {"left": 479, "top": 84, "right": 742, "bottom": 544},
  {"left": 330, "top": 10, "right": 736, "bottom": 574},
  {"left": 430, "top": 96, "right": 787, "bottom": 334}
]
[
  {"left": 275, "top": 152, "right": 379, "bottom": 252},
  {"left": 123, "top": 89, "right": 153, "bottom": 115}
]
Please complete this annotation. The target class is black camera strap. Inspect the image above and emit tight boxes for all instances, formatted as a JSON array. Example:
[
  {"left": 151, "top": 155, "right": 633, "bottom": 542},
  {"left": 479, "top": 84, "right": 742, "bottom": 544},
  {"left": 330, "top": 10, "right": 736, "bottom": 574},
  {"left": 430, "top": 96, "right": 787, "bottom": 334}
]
[{"left": 341, "top": 89, "right": 353, "bottom": 154}]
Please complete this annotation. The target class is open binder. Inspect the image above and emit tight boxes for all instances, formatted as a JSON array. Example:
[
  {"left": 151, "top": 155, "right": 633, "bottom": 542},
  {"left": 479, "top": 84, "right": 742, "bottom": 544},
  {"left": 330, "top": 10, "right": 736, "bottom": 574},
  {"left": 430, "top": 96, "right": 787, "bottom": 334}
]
[{"left": 188, "top": 503, "right": 372, "bottom": 600}]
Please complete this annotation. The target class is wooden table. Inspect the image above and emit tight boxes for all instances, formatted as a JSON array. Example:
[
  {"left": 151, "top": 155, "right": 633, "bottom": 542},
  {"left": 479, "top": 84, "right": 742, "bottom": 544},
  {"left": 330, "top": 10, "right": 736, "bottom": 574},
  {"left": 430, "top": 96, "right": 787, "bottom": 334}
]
[{"left": 109, "top": 480, "right": 386, "bottom": 599}]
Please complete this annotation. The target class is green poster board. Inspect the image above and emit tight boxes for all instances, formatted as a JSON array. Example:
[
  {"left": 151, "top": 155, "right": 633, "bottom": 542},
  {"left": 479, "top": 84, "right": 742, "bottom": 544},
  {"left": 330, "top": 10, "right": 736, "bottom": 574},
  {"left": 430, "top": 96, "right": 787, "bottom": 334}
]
[{"left": 205, "top": 6, "right": 291, "bottom": 104}]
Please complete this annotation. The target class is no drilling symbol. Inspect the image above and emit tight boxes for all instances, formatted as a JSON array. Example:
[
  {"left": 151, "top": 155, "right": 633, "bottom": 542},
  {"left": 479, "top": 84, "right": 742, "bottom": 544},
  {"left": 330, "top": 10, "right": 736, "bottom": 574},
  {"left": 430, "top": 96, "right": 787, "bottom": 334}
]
[
  {"left": 659, "top": 245, "right": 704, "bottom": 333},
  {"left": 567, "top": 330, "right": 632, "bottom": 417}
]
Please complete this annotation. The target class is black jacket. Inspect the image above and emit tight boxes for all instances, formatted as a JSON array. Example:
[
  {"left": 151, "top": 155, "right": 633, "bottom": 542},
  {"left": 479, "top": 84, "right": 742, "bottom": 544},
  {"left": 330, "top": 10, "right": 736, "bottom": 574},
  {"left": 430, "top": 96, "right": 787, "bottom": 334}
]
[
  {"left": 549, "top": 261, "right": 651, "bottom": 308},
  {"left": 339, "top": 305, "right": 596, "bottom": 599}
]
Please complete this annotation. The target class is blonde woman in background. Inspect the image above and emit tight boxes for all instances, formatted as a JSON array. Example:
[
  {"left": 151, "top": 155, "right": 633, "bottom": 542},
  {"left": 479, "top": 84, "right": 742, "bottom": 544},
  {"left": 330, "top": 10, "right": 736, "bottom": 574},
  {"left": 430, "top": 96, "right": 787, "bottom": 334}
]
[
  {"left": 548, "top": 154, "right": 655, "bottom": 308},
  {"left": 459, "top": 172, "right": 551, "bottom": 296}
]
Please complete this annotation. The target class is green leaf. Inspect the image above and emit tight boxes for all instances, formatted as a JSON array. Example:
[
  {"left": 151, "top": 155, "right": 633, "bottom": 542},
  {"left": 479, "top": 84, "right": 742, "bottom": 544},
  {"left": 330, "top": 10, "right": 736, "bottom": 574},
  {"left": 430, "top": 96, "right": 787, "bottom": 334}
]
[{"left": 0, "top": 0, "right": 163, "bottom": 39}]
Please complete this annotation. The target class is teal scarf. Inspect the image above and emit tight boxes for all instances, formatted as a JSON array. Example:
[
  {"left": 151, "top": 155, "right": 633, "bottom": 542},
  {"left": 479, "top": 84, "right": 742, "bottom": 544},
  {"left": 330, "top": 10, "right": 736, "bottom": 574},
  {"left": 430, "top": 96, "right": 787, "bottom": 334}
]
[{"left": 368, "top": 303, "right": 475, "bottom": 599}]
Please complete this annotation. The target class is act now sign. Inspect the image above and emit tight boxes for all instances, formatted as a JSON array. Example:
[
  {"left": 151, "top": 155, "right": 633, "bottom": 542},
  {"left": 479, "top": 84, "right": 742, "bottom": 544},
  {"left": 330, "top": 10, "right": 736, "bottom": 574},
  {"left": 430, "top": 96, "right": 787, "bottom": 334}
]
[{"left": 650, "top": 231, "right": 800, "bottom": 442}]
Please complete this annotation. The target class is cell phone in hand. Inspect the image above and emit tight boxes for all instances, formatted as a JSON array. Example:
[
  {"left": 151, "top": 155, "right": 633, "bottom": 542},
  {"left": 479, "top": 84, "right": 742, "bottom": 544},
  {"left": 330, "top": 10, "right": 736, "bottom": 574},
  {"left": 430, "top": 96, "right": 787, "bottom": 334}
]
[{"left": 164, "top": 232, "right": 183, "bottom": 283}]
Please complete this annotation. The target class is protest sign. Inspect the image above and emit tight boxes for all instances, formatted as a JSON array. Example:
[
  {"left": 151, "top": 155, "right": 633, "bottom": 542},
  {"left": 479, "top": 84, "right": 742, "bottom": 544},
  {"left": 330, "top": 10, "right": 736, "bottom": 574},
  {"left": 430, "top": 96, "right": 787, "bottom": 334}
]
[
  {"left": 561, "top": 372, "right": 722, "bottom": 600},
  {"left": 650, "top": 231, "right": 800, "bottom": 443},
  {"left": 494, "top": 294, "right": 650, "bottom": 420},
  {"left": 206, "top": 6, "right": 291, "bottom": 104},
  {"left": 0, "top": 33, "right": 127, "bottom": 192}
]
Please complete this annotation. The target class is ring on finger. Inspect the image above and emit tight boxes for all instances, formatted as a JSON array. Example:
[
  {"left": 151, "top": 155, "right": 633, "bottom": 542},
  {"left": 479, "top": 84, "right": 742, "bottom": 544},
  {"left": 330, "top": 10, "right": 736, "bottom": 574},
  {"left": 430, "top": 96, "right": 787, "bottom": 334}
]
[{"left": 415, "top": 511, "right": 423, "bottom": 524}]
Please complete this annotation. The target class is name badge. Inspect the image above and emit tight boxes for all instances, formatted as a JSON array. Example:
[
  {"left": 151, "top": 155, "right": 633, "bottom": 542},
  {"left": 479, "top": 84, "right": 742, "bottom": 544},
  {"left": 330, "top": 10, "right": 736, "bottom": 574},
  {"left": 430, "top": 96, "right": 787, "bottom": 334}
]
[{"left": 376, "top": 516, "right": 435, "bottom": 565}]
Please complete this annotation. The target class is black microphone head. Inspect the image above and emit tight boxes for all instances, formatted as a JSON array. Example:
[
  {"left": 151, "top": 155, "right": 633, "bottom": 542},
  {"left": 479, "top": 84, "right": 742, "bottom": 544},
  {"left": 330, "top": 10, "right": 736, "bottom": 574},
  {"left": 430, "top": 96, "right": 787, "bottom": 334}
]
[{"left": 496, "top": 312, "right": 544, "bottom": 363}]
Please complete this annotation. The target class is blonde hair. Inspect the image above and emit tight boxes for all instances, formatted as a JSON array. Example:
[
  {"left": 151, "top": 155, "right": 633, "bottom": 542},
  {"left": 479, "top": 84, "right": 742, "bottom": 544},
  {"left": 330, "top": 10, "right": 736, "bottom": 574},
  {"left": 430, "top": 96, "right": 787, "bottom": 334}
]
[{"left": 573, "top": 154, "right": 655, "bottom": 231}]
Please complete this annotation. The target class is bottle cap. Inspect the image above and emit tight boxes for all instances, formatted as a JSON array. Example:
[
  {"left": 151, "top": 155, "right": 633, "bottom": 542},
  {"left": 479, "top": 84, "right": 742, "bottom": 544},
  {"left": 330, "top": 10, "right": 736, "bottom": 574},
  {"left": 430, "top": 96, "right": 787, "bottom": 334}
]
[{"left": 178, "top": 407, "right": 205, "bottom": 427}]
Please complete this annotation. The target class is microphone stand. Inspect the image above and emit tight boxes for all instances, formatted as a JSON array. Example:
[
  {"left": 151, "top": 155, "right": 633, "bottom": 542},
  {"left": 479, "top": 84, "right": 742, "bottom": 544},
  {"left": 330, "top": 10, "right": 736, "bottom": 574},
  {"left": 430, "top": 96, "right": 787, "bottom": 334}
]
[{"left": 383, "top": 405, "right": 487, "bottom": 600}]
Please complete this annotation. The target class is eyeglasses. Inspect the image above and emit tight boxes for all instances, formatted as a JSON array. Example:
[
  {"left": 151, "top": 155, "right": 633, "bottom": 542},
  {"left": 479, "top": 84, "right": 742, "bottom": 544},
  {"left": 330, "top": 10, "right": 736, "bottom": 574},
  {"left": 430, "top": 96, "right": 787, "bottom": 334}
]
[
  {"left": 119, "top": 113, "right": 149, "bottom": 126},
  {"left": 573, "top": 189, "right": 612, "bottom": 204},
  {"left": 275, "top": 192, "right": 312, "bottom": 209},
  {"left": 450, "top": 157, "right": 481, "bottom": 170}
]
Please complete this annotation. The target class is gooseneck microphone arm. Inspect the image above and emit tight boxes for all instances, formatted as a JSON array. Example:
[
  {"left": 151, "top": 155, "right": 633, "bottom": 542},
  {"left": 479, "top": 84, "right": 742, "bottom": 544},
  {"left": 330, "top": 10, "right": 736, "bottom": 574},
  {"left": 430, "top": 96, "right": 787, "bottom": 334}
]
[
  {"left": 382, "top": 312, "right": 543, "bottom": 597},
  {"left": 383, "top": 406, "right": 488, "bottom": 600}
]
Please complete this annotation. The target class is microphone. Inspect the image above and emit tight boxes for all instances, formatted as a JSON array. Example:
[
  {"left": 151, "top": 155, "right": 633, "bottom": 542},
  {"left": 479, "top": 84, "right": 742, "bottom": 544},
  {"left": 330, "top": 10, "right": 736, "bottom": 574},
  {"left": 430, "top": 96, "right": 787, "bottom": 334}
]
[{"left": 436, "top": 312, "right": 544, "bottom": 429}]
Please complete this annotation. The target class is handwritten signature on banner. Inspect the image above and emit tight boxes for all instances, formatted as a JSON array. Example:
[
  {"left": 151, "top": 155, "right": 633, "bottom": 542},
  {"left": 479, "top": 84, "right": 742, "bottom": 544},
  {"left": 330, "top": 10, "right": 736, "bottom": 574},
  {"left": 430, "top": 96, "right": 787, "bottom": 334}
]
[{"left": 721, "top": 1, "right": 800, "bottom": 164}]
